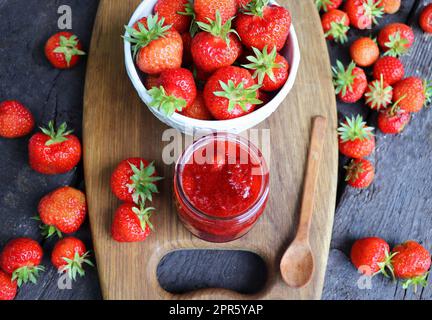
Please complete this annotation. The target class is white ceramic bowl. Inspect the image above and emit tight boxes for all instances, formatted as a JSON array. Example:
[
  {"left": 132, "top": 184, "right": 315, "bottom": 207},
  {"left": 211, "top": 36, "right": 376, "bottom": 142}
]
[{"left": 124, "top": 0, "right": 301, "bottom": 135}]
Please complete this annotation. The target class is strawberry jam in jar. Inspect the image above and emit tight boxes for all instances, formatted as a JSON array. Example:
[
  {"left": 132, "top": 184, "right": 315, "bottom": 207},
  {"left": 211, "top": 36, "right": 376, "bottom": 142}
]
[{"left": 174, "top": 133, "right": 269, "bottom": 243}]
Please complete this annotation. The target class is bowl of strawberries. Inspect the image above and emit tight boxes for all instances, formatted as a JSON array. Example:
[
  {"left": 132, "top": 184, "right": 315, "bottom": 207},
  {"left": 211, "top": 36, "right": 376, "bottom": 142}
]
[{"left": 124, "top": 0, "right": 300, "bottom": 134}]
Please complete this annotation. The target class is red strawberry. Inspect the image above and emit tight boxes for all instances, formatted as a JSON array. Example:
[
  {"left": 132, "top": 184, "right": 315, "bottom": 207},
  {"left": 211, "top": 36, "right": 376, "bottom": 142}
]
[
  {"left": 194, "top": 0, "right": 237, "bottom": 25},
  {"left": 0, "top": 238, "right": 44, "bottom": 287},
  {"left": 181, "top": 33, "right": 193, "bottom": 66},
  {"left": 391, "top": 241, "right": 431, "bottom": 291},
  {"left": 45, "top": 32, "right": 85, "bottom": 69},
  {"left": 154, "top": 0, "right": 192, "bottom": 34},
  {"left": 148, "top": 68, "right": 197, "bottom": 116},
  {"left": 364, "top": 76, "right": 393, "bottom": 110},
  {"left": 420, "top": 4, "right": 432, "bottom": 34},
  {"left": 332, "top": 61, "right": 368, "bottom": 103},
  {"left": 243, "top": 46, "right": 290, "bottom": 92},
  {"left": 378, "top": 23, "right": 415, "bottom": 57},
  {"left": 372, "top": 56, "right": 404, "bottom": 85},
  {"left": 344, "top": 0, "right": 384, "bottom": 30},
  {"left": 321, "top": 9, "right": 350, "bottom": 44},
  {"left": 392, "top": 77, "right": 426, "bottom": 113},
  {"left": 0, "top": 270, "right": 17, "bottom": 300},
  {"left": 51, "top": 237, "right": 93, "bottom": 281},
  {"left": 351, "top": 237, "right": 394, "bottom": 276},
  {"left": 37, "top": 186, "right": 87, "bottom": 238},
  {"left": 378, "top": 106, "right": 410, "bottom": 134},
  {"left": 235, "top": 0, "right": 291, "bottom": 51},
  {"left": 338, "top": 115, "right": 375, "bottom": 158},
  {"left": 203, "top": 66, "right": 262, "bottom": 120},
  {"left": 28, "top": 121, "right": 82, "bottom": 175},
  {"left": 0, "top": 100, "right": 34, "bottom": 138},
  {"left": 345, "top": 158, "right": 375, "bottom": 189},
  {"left": 144, "top": 74, "right": 161, "bottom": 90},
  {"left": 182, "top": 92, "right": 213, "bottom": 120},
  {"left": 350, "top": 37, "right": 379, "bottom": 67},
  {"left": 111, "top": 158, "right": 162, "bottom": 204},
  {"left": 111, "top": 203, "right": 155, "bottom": 243},
  {"left": 315, "top": 0, "right": 343, "bottom": 12},
  {"left": 125, "top": 14, "right": 183, "bottom": 75},
  {"left": 191, "top": 13, "right": 242, "bottom": 73},
  {"left": 378, "top": 0, "right": 401, "bottom": 14}
]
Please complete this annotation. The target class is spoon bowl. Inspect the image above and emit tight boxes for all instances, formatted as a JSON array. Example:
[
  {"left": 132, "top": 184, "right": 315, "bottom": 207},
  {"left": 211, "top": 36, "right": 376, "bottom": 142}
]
[{"left": 280, "top": 239, "right": 315, "bottom": 288}]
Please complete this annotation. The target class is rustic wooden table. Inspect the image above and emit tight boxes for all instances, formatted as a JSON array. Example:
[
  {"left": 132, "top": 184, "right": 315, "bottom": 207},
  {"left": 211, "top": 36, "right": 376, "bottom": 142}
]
[{"left": 0, "top": 0, "right": 431, "bottom": 300}]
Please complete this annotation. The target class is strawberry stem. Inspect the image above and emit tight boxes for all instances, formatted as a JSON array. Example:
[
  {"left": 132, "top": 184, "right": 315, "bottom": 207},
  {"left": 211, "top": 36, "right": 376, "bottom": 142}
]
[
  {"left": 196, "top": 11, "right": 240, "bottom": 45},
  {"left": 213, "top": 80, "right": 262, "bottom": 112},
  {"left": 132, "top": 204, "right": 156, "bottom": 232},
  {"left": 243, "top": 46, "right": 284, "bottom": 85},
  {"left": 40, "top": 121, "right": 73, "bottom": 146},
  {"left": 12, "top": 265, "right": 45, "bottom": 287},
  {"left": 148, "top": 86, "right": 188, "bottom": 116},
  {"left": 60, "top": 251, "right": 94, "bottom": 281},
  {"left": 53, "top": 35, "right": 85, "bottom": 67},
  {"left": 242, "top": 0, "right": 270, "bottom": 17},
  {"left": 337, "top": 115, "right": 374, "bottom": 142},
  {"left": 332, "top": 60, "right": 357, "bottom": 97},
  {"left": 126, "top": 161, "right": 163, "bottom": 204},
  {"left": 384, "top": 32, "right": 410, "bottom": 58},
  {"left": 325, "top": 16, "right": 350, "bottom": 44}
]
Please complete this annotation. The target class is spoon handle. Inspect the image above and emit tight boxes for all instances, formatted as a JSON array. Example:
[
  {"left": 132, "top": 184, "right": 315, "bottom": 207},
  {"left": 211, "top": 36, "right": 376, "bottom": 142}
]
[{"left": 296, "top": 116, "right": 328, "bottom": 242}]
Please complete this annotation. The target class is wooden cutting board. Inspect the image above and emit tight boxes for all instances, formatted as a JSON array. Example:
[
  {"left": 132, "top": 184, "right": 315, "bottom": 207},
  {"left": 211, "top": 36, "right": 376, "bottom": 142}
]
[{"left": 83, "top": 0, "right": 338, "bottom": 300}]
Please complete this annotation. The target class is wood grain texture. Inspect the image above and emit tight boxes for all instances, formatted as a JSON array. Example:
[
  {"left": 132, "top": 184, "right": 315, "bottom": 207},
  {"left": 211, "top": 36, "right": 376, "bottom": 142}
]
[{"left": 83, "top": 0, "right": 338, "bottom": 300}]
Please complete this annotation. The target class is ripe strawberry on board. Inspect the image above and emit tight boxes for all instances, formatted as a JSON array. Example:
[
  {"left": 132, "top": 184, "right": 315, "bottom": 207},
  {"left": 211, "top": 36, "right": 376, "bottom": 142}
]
[
  {"left": 378, "top": 106, "right": 411, "bottom": 135},
  {"left": 194, "top": 0, "right": 237, "bottom": 24},
  {"left": 378, "top": 23, "right": 415, "bottom": 57},
  {"left": 321, "top": 9, "right": 350, "bottom": 44},
  {"left": 364, "top": 76, "right": 393, "bottom": 110},
  {"left": 332, "top": 61, "right": 368, "bottom": 103},
  {"left": 349, "top": 37, "right": 379, "bottom": 68},
  {"left": 182, "top": 92, "right": 214, "bottom": 120},
  {"left": 243, "top": 46, "right": 290, "bottom": 92},
  {"left": 315, "top": 0, "right": 343, "bottom": 12},
  {"left": 154, "top": 0, "right": 192, "bottom": 34},
  {"left": 148, "top": 68, "right": 197, "bottom": 116},
  {"left": 37, "top": 186, "right": 87, "bottom": 238},
  {"left": 28, "top": 121, "right": 82, "bottom": 175},
  {"left": 45, "top": 32, "right": 85, "bottom": 69},
  {"left": 420, "top": 4, "right": 432, "bottom": 34},
  {"left": 372, "top": 56, "right": 404, "bottom": 85},
  {"left": 0, "top": 270, "right": 17, "bottom": 301},
  {"left": 0, "top": 100, "right": 34, "bottom": 138},
  {"left": 203, "top": 66, "right": 262, "bottom": 120},
  {"left": 345, "top": 158, "right": 375, "bottom": 189},
  {"left": 337, "top": 115, "right": 375, "bottom": 159},
  {"left": 0, "top": 238, "right": 44, "bottom": 287},
  {"left": 235, "top": 0, "right": 291, "bottom": 51},
  {"left": 344, "top": 0, "right": 384, "bottom": 30},
  {"left": 392, "top": 77, "right": 426, "bottom": 113},
  {"left": 378, "top": 0, "right": 401, "bottom": 14}
]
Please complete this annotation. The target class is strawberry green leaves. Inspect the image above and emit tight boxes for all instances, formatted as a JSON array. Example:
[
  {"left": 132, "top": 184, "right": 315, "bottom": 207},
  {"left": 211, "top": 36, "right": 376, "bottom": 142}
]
[
  {"left": 132, "top": 204, "right": 156, "bottom": 232},
  {"left": 53, "top": 35, "right": 86, "bottom": 67},
  {"left": 40, "top": 121, "right": 73, "bottom": 146},
  {"left": 383, "top": 32, "right": 410, "bottom": 57},
  {"left": 325, "top": 15, "right": 350, "bottom": 44},
  {"left": 338, "top": 115, "right": 374, "bottom": 142},
  {"left": 127, "top": 161, "right": 163, "bottom": 204},
  {"left": 196, "top": 11, "right": 240, "bottom": 45},
  {"left": 61, "top": 251, "right": 94, "bottom": 281},
  {"left": 214, "top": 80, "right": 262, "bottom": 112},
  {"left": 242, "top": 0, "right": 270, "bottom": 17},
  {"left": 12, "top": 265, "right": 45, "bottom": 287},
  {"left": 148, "top": 86, "right": 188, "bottom": 116},
  {"left": 243, "top": 46, "right": 284, "bottom": 85},
  {"left": 332, "top": 60, "right": 357, "bottom": 97}
]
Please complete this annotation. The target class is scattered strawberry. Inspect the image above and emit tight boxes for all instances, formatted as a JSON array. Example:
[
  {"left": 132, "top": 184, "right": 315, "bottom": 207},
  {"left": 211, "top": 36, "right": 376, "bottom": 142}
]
[
  {"left": 344, "top": 0, "right": 384, "bottom": 30},
  {"left": 236, "top": 0, "right": 292, "bottom": 51},
  {"left": 111, "top": 203, "right": 155, "bottom": 243},
  {"left": 0, "top": 100, "right": 34, "bottom": 138},
  {"left": 45, "top": 32, "right": 85, "bottom": 69},
  {"left": 321, "top": 9, "right": 350, "bottom": 44},
  {"left": 378, "top": 23, "right": 415, "bottom": 57},
  {"left": 419, "top": 4, "right": 432, "bottom": 34},
  {"left": 372, "top": 56, "right": 404, "bottom": 85},
  {"left": 332, "top": 61, "right": 368, "bottom": 103},
  {"left": 243, "top": 46, "right": 290, "bottom": 92},
  {"left": 351, "top": 237, "right": 394, "bottom": 276},
  {"left": 154, "top": 0, "right": 192, "bottom": 33},
  {"left": 111, "top": 158, "right": 162, "bottom": 204},
  {"left": 51, "top": 237, "right": 93, "bottom": 281},
  {"left": 148, "top": 68, "right": 197, "bottom": 116},
  {"left": 338, "top": 115, "right": 375, "bottom": 158},
  {"left": 194, "top": 0, "right": 237, "bottom": 24},
  {"left": 37, "top": 186, "right": 87, "bottom": 238},
  {"left": 0, "top": 238, "right": 44, "bottom": 287},
  {"left": 315, "top": 0, "right": 343, "bottom": 12},
  {"left": 125, "top": 14, "right": 183, "bottom": 74},
  {"left": 349, "top": 37, "right": 379, "bottom": 67},
  {"left": 182, "top": 92, "right": 213, "bottom": 120},
  {"left": 393, "top": 77, "right": 426, "bottom": 113},
  {"left": 345, "top": 158, "right": 375, "bottom": 189},
  {"left": 0, "top": 271, "right": 17, "bottom": 300},
  {"left": 378, "top": 105, "right": 411, "bottom": 135},
  {"left": 144, "top": 74, "right": 161, "bottom": 90},
  {"left": 192, "top": 13, "right": 242, "bottom": 73},
  {"left": 203, "top": 66, "right": 262, "bottom": 120},
  {"left": 391, "top": 241, "right": 431, "bottom": 291},
  {"left": 181, "top": 32, "right": 193, "bottom": 66},
  {"left": 378, "top": 0, "right": 401, "bottom": 14},
  {"left": 364, "top": 76, "right": 393, "bottom": 110}
]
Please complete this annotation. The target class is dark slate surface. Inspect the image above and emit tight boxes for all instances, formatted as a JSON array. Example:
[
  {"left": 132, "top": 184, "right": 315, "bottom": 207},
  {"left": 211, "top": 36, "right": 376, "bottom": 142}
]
[{"left": 0, "top": 0, "right": 431, "bottom": 300}]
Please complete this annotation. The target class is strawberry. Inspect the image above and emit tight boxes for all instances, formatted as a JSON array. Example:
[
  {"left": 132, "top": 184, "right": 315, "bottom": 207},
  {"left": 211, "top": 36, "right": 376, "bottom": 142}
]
[
  {"left": 111, "top": 158, "right": 162, "bottom": 204},
  {"left": 144, "top": 74, "right": 161, "bottom": 90},
  {"left": 372, "top": 56, "right": 404, "bottom": 85},
  {"left": 181, "top": 32, "right": 193, "bottom": 66},
  {"left": 37, "top": 186, "right": 87, "bottom": 238},
  {"left": 315, "top": 0, "right": 343, "bottom": 12},
  {"left": 182, "top": 92, "right": 213, "bottom": 120},
  {"left": 420, "top": 4, "right": 432, "bottom": 34},
  {"left": 0, "top": 100, "right": 34, "bottom": 138},
  {"left": 235, "top": 0, "right": 292, "bottom": 51},
  {"left": 351, "top": 237, "right": 394, "bottom": 277},
  {"left": 338, "top": 115, "right": 375, "bottom": 158},
  {"left": 154, "top": 0, "right": 192, "bottom": 34},
  {"left": 0, "top": 270, "right": 17, "bottom": 300},
  {"left": 378, "top": 0, "right": 401, "bottom": 14},
  {"left": 378, "top": 105, "right": 410, "bottom": 134},
  {"left": 321, "top": 9, "right": 350, "bottom": 44},
  {"left": 345, "top": 158, "right": 375, "bottom": 189},
  {"left": 191, "top": 13, "right": 242, "bottom": 73},
  {"left": 344, "top": 0, "right": 384, "bottom": 30},
  {"left": 378, "top": 23, "right": 415, "bottom": 57},
  {"left": 349, "top": 37, "right": 379, "bottom": 67},
  {"left": 148, "top": 68, "right": 197, "bottom": 116},
  {"left": 332, "top": 61, "right": 368, "bottom": 103},
  {"left": 392, "top": 77, "right": 426, "bottom": 113},
  {"left": 45, "top": 32, "right": 85, "bottom": 69},
  {"left": 0, "top": 238, "right": 44, "bottom": 287},
  {"left": 28, "top": 121, "right": 82, "bottom": 175},
  {"left": 125, "top": 14, "right": 183, "bottom": 75},
  {"left": 243, "top": 46, "right": 290, "bottom": 92},
  {"left": 51, "top": 237, "right": 93, "bottom": 281},
  {"left": 111, "top": 203, "right": 155, "bottom": 243},
  {"left": 194, "top": 0, "right": 237, "bottom": 25},
  {"left": 203, "top": 66, "right": 262, "bottom": 120},
  {"left": 364, "top": 76, "right": 393, "bottom": 110},
  {"left": 391, "top": 241, "right": 431, "bottom": 291}
]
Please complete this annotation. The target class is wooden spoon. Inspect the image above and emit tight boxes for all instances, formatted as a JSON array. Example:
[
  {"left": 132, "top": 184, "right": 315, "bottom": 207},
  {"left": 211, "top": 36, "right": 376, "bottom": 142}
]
[{"left": 280, "top": 116, "right": 328, "bottom": 288}]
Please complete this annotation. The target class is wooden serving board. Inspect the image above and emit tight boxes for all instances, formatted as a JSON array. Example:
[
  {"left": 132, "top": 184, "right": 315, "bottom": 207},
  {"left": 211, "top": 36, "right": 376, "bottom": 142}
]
[{"left": 83, "top": 0, "right": 338, "bottom": 300}]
